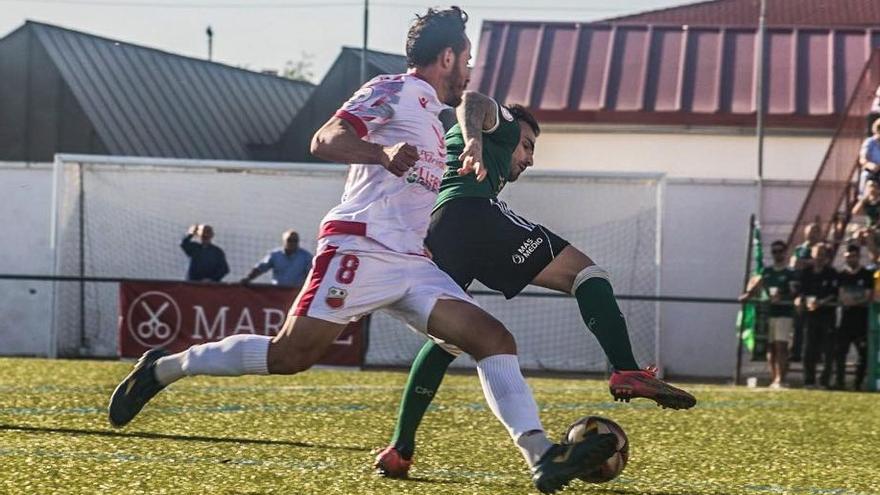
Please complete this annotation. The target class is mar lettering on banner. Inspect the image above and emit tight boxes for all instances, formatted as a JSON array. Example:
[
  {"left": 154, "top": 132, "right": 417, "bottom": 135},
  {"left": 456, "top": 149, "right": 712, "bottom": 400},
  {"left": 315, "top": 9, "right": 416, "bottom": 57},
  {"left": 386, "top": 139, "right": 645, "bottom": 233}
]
[{"left": 118, "top": 281, "right": 363, "bottom": 366}]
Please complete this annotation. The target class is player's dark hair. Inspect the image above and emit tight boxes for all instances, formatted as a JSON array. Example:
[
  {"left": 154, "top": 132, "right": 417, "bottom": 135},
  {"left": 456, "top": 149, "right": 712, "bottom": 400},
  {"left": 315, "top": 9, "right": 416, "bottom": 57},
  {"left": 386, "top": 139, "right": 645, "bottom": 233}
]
[
  {"left": 508, "top": 104, "right": 540, "bottom": 136},
  {"left": 406, "top": 6, "right": 469, "bottom": 68},
  {"left": 770, "top": 240, "right": 787, "bottom": 250}
]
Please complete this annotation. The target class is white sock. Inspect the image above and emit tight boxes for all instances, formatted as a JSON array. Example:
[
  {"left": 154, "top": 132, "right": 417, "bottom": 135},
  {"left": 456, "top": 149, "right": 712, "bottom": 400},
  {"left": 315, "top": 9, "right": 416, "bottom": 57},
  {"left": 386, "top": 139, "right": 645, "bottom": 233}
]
[
  {"left": 153, "top": 334, "right": 271, "bottom": 386},
  {"left": 477, "top": 354, "right": 552, "bottom": 467}
]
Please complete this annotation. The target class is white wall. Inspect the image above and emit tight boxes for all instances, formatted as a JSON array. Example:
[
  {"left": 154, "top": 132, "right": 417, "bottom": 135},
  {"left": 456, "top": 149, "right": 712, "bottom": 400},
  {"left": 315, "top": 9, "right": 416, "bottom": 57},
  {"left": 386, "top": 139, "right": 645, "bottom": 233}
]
[
  {"left": 659, "top": 179, "right": 809, "bottom": 377},
  {"left": 537, "top": 127, "right": 831, "bottom": 181},
  {"left": 0, "top": 163, "right": 53, "bottom": 355}
]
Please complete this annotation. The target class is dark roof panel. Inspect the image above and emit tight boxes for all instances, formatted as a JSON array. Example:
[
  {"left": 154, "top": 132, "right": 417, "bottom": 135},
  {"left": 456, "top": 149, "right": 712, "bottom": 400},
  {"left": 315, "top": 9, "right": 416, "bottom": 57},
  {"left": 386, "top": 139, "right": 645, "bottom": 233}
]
[
  {"left": 474, "top": 21, "right": 880, "bottom": 128},
  {"left": 605, "top": 0, "right": 880, "bottom": 27},
  {"left": 26, "top": 21, "right": 313, "bottom": 159}
]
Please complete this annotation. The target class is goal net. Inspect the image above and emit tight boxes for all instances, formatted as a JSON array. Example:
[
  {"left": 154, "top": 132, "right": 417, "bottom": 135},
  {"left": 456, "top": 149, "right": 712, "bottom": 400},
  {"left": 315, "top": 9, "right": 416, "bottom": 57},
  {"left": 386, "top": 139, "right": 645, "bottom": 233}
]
[
  {"left": 365, "top": 171, "right": 663, "bottom": 372},
  {"left": 52, "top": 155, "right": 662, "bottom": 372}
]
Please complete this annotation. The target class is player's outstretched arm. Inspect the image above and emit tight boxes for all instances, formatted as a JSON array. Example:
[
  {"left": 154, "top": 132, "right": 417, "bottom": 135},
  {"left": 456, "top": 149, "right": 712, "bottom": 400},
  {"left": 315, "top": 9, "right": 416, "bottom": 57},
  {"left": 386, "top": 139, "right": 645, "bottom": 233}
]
[
  {"left": 311, "top": 117, "right": 419, "bottom": 177},
  {"left": 456, "top": 91, "right": 499, "bottom": 182}
]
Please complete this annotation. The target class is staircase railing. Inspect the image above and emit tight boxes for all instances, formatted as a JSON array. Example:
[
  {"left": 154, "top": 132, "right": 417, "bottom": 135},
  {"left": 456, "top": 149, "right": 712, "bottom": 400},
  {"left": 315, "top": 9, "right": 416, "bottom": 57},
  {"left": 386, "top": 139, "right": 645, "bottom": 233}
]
[{"left": 788, "top": 49, "right": 880, "bottom": 251}]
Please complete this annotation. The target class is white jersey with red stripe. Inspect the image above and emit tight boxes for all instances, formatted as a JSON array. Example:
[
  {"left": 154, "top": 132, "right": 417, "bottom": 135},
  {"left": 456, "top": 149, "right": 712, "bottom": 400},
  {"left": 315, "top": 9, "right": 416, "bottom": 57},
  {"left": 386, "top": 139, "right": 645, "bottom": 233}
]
[{"left": 321, "top": 73, "right": 449, "bottom": 255}]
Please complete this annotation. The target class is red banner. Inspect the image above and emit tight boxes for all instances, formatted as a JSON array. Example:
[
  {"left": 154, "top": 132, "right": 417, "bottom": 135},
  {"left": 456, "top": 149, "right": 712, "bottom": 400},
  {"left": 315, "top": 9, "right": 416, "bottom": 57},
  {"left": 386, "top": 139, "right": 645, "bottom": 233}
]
[{"left": 118, "top": 281, "right": 363, "bottom": 366}]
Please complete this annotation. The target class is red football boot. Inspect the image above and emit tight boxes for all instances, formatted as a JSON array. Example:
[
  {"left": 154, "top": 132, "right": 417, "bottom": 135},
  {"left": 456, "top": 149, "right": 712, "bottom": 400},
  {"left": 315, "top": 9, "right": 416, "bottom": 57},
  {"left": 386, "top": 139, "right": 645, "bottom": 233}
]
[
  {"left": 609, "top": 366, "right": 696, "bottom": 410},
  {"left": 373, "top": 445, "right": 412, "bottom": 478}
]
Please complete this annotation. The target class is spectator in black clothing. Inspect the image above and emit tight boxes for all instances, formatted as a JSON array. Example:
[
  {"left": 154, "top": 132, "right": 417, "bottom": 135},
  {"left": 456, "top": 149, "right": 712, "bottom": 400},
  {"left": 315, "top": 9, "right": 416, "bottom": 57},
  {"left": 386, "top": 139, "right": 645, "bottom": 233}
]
[
  {"left": 181, "top": 224, "right": 229, "bottom": 282},
  {"left": 788, "top": 222, "right": 822, "bottom": 362},
  {"left": 835, "top": 244, "right": 873, "bottom": 390},
  {"left": 796, "top": 243, "right": 838, "bottom": 389}
]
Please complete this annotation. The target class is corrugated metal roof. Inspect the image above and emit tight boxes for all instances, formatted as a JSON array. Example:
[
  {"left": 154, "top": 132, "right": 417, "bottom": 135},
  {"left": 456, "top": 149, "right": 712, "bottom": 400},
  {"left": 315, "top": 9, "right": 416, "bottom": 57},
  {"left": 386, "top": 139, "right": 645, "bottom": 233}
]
[
  {"left": 472, "top": 21, "right": 880, "bottom": 128},
  {"left": 25, "top": 21, "right": 314, "bottom": 159},
  {"left": 264, "top": 47, "right": 409, "bottom": 162},
  {"left": 605, "top": 0, "right": 880, "bottom": 27}
]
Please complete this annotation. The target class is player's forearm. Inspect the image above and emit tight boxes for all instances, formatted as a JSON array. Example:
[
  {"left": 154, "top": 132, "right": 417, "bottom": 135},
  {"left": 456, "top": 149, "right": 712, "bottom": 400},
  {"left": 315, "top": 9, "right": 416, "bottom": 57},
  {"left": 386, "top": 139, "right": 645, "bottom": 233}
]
[
  {"left": 456, "top": 91, "right": 496, "bottom": 144},
  {"left": 311, "top": 118, "right": 384, "bottom": 165}
]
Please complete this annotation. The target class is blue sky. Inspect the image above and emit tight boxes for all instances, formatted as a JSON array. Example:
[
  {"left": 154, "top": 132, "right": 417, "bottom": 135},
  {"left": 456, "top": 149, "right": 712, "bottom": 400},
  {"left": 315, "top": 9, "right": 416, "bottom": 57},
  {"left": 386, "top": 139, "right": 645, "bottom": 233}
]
[{"left": 0, "top": 0, "right": 697, "bottom": 82}]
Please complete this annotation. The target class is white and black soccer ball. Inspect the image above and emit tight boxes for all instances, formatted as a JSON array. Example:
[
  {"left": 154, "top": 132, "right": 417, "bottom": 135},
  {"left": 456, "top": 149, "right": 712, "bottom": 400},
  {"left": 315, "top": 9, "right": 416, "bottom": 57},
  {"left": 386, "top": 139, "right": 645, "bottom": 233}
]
[{"left": 562, "top": 416, "right": 629, "bottom": 483}]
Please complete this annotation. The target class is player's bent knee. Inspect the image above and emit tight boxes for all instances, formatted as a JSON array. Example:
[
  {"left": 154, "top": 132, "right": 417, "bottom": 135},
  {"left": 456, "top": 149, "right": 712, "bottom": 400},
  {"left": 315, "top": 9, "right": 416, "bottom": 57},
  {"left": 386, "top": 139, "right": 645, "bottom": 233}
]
[
  {"left": 472, "top": 319, "right": 517, "bottom": 360},
  {"left": 266, "top": 341, "right": 319, "bottom": 375},
  {"left": 571, "top": 265, "right": 612, "bottom": 295}
]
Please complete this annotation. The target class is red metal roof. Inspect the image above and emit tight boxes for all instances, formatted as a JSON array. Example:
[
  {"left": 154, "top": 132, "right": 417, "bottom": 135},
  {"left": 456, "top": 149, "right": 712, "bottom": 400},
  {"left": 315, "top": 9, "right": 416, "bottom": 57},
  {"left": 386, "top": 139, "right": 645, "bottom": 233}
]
[
  {"left": 605, "top": 0, "right": 880, "bottom": 28},
  {"left": 471, "top": 22, "right": 880, "bottom": 128}
]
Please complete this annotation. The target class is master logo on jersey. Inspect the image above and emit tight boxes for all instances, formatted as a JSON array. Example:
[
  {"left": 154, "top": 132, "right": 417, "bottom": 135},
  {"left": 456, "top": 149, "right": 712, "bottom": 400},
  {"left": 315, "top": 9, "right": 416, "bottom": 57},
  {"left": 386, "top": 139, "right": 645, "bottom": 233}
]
[{"left": 326, "top": 287, "right": 348, "bottom": 309}]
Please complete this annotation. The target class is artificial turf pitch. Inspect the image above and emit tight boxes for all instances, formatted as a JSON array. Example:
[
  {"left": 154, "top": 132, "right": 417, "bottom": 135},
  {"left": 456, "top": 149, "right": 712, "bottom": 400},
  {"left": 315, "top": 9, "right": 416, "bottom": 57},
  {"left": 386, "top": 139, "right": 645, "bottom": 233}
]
[{"left": 0, "top": 358, "right": 877, "bottom": 495}]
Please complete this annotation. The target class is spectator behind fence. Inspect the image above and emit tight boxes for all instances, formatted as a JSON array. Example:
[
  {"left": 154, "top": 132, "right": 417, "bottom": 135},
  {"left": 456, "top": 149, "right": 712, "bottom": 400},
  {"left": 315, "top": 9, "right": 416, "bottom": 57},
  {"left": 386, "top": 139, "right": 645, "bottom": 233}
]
[
  {"left": 240, "top": 230, "right": 312, "bottom": 287},
  {"left": 739, "top": 240, "right": 799, "bottom": 388},
  {"left": 868, "top": 84, "right": 880, "bottom": 137},
  {"left": 790, "top": 222, "right": 822, "bottom": 271},
  {"left": 789, "top": 221, "right": 822, "bottom": 362},
  {"left": 835, "top": 244, "right": 872, "bottom": 391},
  {"left": 796, "top": 243, "right": 838, "bottom": 389},
  {"left": 180, "top": 224, "right": 229, "bottom": 282},
  {"left": 851, "top": 179, "right": 880, "bottom": 256},
  {"left": 859, "top": 119, "right": 880, "bottom": 192}
]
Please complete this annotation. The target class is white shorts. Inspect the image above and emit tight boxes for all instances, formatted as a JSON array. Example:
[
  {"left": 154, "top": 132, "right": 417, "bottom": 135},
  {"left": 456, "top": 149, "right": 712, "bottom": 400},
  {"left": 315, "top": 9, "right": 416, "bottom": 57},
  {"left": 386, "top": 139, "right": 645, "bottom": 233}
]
[
  {"left": 767, "top": 317, "right": 794, "bottom": 343},
  {"left": 292, "top": 235, "right": 474, "bottom": 353}
]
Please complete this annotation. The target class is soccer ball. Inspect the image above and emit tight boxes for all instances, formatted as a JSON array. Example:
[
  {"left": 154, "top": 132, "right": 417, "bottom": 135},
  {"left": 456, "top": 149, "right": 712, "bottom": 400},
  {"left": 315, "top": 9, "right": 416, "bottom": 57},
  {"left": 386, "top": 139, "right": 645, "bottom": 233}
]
[{"left": 562, "top": 416, "right": 629, "bottom": 483}]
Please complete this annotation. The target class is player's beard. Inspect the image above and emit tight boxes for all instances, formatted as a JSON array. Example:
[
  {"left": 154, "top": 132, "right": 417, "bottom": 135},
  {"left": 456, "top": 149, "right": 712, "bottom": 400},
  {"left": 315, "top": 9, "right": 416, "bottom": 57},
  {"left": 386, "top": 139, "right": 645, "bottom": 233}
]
[{"left": 443, "top": 57, "right": 467, "bottom": 107}]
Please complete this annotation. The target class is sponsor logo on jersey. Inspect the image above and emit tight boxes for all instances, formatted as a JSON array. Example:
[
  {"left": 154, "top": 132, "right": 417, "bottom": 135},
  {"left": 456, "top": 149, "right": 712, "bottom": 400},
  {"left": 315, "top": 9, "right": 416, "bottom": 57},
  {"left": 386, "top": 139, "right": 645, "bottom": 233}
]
[
  {"left": 419, "top": 96, "right": 429, "bottom": 108},
  {"left": 418, "top": 150, "right": 446, "bottom": 168},
  {"left": 500, "top": 105, "right": 514, "bottom": 122},
  {"left": 405, "top": 166, "right": 442, "bottom": 192},
  {"left": 326, "top": 287, "right": 348, "bottom": 309},
  {"left": 350, "top": 87, "right": 374, "bottom": 103},
  {"left": 511, "top": 237, "right": 543, "bottom": 264}
]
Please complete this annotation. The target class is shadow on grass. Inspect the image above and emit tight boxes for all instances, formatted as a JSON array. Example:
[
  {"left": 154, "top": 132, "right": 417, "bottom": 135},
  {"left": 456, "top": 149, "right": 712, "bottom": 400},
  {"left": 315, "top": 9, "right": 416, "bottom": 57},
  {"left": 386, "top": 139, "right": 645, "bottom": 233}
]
[
  {"left": 0, "top": 423, "right": 370, "bottom": 452},
  {"left": 602, "top": 488, "right": 726, "bottom": 495}
]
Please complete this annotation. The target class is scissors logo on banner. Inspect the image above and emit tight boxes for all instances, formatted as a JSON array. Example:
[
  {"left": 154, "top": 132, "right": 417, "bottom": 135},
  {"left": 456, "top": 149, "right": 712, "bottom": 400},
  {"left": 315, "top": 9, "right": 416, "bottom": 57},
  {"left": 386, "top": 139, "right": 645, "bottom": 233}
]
[{"left": 126, "top": 291, "right": 182, "bottom": 348}]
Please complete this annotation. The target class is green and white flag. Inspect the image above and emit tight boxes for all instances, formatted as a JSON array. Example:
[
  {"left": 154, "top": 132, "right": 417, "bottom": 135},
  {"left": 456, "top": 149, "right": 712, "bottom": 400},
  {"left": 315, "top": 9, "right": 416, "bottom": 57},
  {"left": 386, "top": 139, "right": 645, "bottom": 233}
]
[{"left": 737, "top": 221, "right": 765, "bottom": 354}]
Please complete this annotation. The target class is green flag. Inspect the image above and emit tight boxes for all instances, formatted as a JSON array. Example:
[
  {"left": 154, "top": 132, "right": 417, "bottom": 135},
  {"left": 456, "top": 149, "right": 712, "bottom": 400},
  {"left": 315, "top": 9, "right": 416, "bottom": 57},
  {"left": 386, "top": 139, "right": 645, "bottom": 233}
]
[{"left": 738, "top": 222, "right": 765, "bottom": 353}]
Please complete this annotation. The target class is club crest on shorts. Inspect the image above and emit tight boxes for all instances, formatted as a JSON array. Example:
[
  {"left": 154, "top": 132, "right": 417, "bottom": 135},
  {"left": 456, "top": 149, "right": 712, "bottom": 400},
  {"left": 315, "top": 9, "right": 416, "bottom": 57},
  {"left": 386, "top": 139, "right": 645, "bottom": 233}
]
[{"left": 326, "top": 287, "right": 348, "bottom": 309}]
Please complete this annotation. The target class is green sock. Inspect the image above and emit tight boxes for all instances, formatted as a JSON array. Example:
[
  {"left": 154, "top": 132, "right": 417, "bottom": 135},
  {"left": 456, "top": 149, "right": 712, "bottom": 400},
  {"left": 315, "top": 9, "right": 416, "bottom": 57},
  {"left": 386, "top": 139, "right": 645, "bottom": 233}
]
[
  {"left": 575, "top": 277, "right": 640, "bottom": 371},
  {"left": 390, "top": 340, "right": 456, "bottom": 459}
]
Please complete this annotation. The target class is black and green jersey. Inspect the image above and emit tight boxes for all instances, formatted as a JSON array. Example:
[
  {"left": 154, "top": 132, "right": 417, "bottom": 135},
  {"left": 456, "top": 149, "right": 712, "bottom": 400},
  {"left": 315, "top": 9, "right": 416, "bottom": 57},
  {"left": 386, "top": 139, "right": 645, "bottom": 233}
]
[
  {"left": 434, "top": 102, "right": 521, "bottom": 212},
  {"left": 761, "top": 266, "right": 798, "bottom": 317}
]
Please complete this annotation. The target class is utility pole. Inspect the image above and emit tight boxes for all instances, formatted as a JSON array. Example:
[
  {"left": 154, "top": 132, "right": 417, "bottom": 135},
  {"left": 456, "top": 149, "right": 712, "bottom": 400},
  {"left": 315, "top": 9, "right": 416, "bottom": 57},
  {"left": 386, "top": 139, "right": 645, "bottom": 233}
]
[
  {"left": 206, "top": 25, "right": 214, "bottom": 61},
  {"left": 361, "top": 0, "right": 369, "bottom": 83},
  {"left": 755, "top": 0, "right": 767, "bottom": 224}
]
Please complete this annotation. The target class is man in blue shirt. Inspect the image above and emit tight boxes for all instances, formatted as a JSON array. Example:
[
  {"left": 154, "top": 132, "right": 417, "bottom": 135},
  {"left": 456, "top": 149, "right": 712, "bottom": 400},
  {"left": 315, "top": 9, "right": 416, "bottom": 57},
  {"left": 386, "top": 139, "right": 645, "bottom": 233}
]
[
  {"left": 859, "top": 119, "right": 880, "bottom": 191},
  {"left": 240, "top": 230, "right": 312, "bottom": 287},
  {"left": 180, "top": 224, "right": 229, "bottom": 282}
]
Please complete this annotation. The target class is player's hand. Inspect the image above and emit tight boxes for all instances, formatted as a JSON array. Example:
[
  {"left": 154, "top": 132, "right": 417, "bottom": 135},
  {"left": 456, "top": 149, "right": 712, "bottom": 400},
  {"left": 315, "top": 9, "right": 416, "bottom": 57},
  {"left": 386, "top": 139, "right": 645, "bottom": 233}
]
[
  {"left": 381, "top": 142, "right": 419, "bottom": 177},
  {"left": 458, "top": 137, "right": 486, "bottom": 182},
  {"left": 187, "top": 224, "right": 199, "bottom": 236}
]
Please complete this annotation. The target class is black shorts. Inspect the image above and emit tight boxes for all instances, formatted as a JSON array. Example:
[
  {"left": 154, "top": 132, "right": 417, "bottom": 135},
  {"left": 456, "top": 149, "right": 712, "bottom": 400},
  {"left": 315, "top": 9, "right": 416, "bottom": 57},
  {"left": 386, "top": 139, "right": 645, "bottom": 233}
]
[{"left": 426, "top": 197, "right": 569, "bottom": 299}]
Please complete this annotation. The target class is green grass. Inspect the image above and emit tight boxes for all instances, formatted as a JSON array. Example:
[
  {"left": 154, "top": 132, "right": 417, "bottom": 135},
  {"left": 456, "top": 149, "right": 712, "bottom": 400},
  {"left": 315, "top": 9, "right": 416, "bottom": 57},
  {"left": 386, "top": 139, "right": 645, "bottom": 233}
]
[{"left": 0, "top": 358, "right": 877, "bottom": 495}]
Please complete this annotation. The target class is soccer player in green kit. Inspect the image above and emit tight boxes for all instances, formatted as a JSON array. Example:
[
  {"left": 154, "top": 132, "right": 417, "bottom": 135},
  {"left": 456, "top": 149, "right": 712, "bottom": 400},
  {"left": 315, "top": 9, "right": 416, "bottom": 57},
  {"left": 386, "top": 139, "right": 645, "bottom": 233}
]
[{"left": 374, "top": 90, "right": 697, "bottom": 477}]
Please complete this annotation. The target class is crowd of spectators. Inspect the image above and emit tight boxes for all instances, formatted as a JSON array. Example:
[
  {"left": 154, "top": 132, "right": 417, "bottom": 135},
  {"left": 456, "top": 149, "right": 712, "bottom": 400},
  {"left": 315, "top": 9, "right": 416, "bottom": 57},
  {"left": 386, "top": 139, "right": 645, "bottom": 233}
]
[
  {"left": 741, "top": 224, "right": 873, "bottom": 391},
  {"left": 180, "top": 225, "right": 312, "bottom": 288}
]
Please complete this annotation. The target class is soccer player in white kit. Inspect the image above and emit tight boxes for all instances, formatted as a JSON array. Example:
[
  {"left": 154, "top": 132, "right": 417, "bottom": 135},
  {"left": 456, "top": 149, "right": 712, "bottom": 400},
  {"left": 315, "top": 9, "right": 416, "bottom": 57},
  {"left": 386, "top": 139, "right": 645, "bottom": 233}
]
[{"left": 107, "top": 8, "right": 615, "bottom": 493}]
